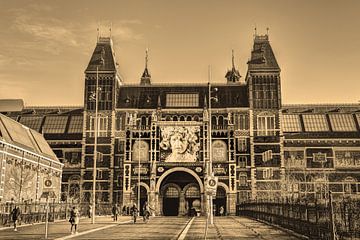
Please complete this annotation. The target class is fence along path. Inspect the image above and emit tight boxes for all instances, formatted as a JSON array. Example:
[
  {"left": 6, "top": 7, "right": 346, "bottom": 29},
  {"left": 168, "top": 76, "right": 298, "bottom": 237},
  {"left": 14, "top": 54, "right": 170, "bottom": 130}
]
[{"left": 237, "top": 197, "right": 360, "bottom": 239}]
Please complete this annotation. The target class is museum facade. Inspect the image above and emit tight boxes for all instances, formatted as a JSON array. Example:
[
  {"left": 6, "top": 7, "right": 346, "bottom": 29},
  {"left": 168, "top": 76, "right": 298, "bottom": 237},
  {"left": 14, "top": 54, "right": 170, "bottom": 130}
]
[{"left": 3, "top": 34, "right": 360, "bottom": 215}]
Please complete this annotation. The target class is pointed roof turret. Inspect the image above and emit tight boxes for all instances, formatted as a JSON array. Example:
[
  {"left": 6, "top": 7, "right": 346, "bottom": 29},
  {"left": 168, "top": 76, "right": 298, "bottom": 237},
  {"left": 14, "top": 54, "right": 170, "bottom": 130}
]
[
  {"left": 140, "top": 48, "right": 151, "bottom": 85},
  {"left": 225, "top": 49, "right": 241, "bottom": 84},
  {"left": 85, "top": 37, "right": 117, "bottom": 73},
  {"left": 247, "top": 32, "right": 280, "bottom": 72}
]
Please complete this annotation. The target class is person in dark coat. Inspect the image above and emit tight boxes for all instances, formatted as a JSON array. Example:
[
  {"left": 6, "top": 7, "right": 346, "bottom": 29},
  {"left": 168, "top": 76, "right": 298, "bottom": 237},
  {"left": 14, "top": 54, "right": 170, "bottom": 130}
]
[
  {"left": 11, "top": 206, "right": 21, "bottom": 231},
  {"left": 69, "top": 206, "right": 80, "bottom": 234},
  {"left": 130, "top": 204, "right": 138, "bottom": 223},
  {"left": 112, "top": 204, "right": 119, "bottom": 221}
]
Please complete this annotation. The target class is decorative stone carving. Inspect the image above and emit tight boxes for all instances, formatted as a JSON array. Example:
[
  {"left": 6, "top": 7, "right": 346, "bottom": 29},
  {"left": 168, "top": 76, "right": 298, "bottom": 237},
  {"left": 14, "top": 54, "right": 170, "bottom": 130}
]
[
  {"left": 335, "top": 151, "right": 360, "bottom": 168},
  {"left": 160, "top": 126, "right": 200, "bottom": 162},
  {"left": 132, "top": 140, "right": 149, "bottom": 162},
  {"left": 212, "top": 140, "right": 227, "bottom": 162}
]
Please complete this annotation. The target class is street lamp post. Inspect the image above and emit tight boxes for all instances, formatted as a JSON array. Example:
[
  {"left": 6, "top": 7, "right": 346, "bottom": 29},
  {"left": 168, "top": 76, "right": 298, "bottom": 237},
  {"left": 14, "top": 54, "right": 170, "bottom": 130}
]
[
  {"left": 92, "top": 65, "right": 99, "bottom": 224},
  {"left": 208, "top": 66, "right": 217, "bottom": 225},
  {"left": 137, "top": 122, "right": 141, "bottom": 215}
]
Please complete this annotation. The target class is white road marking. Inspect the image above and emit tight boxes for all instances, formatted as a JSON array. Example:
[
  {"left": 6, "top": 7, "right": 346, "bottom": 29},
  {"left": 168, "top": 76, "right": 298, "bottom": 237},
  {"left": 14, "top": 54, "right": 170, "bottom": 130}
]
[
  {"left": 54, "top": 220, "right": 132, "bottom": 240},
  {"left": 177, "top": 217, "right": 195, "bottom": 240}
]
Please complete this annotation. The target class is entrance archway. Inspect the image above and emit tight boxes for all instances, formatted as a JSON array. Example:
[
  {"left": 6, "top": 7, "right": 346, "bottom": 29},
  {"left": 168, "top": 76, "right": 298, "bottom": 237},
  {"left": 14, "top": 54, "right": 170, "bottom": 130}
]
[
  {"left": 184, "top": 183, "right": 201, "bottom": 216},
  {"left": 159, "top": 169, "right": 203, "bottom": 216},
  {"left": 162, "top": 184, "right": 180, "bottom": 216},
  {"left": 132, "top": 185, "right": 148, "bottom": 216},
  {"left": 213, "top": 186, "right": 227, "bottom": 216}
]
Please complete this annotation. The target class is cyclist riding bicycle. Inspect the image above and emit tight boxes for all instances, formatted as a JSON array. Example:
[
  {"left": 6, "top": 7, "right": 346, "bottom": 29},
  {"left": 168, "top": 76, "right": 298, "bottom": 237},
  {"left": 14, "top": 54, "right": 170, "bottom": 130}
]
[{"left": 130, "top": 204, "right": 138, "bottom": 224}]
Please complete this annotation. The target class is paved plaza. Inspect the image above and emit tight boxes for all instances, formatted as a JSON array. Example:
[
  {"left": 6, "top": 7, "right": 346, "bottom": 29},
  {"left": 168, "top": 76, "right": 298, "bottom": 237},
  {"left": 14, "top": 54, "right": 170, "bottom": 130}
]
[{"left": 0, "top": 216, "right": 302, "bottom": 240}]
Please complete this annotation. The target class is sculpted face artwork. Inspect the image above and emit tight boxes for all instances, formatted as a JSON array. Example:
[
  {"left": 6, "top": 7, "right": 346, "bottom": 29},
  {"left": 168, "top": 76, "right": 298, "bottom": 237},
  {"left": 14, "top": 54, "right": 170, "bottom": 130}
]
[
  {"left": 170, "top": 133, "right": 188, "bottom": 154},
  {"left": 160, "top": 126, "right": 200, "bottom": 162}
]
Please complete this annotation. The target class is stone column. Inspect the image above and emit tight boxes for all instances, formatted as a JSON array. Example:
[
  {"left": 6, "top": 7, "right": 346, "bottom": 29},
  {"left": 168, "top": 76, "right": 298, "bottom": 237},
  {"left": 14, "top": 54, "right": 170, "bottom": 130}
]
[
  {"left": 228, "top": 193, "right": 237, "bottom": 215},
  {"left": 201, "top": 193, "right": 205, "bottom": 215},
  {"left": 179, "top": 191, "right": 186, "bottom": 216}
]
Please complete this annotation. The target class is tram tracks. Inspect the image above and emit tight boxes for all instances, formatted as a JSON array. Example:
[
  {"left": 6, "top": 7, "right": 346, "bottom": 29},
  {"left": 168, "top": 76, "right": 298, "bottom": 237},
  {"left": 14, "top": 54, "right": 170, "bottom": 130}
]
[
  {"left": 174, "top": 217, "right": 195, "bottom": 240},
  {"left": 229, "top": 216, "right": 266, "bottom": 239}
]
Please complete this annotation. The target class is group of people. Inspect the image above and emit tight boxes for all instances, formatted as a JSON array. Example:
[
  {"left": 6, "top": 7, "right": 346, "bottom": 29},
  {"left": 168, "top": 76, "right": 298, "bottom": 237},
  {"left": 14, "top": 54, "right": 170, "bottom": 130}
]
[{"left": 128, "top": 201, "right": 153, "bottom": 224}]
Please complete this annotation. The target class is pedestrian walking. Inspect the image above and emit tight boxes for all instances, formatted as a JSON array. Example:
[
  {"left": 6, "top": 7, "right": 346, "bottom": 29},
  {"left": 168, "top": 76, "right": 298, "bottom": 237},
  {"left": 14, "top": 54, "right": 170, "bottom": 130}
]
[
  {"left": 112, "top": 204, "right": 119, "bottom": 221},
  {"left": 88, "top": 204, "right": 92, "bottom": 218},
  {"left": 142, "top": 201, "right": 152, "bottom": 223},
  {"left": 69, "top": 206, "right": 80, "bottom": 234},
  {"left": 219, "top": 206, "right": 225, "bottom": 216},
  {"left": 122, "top": 205, "right": 126, "bottom": 216},
  {"left": 11, "top": 206, "right": 21, "bottom": 231},
  {"left": 130, "top": 203, "right": 138, "bottom": 224}
]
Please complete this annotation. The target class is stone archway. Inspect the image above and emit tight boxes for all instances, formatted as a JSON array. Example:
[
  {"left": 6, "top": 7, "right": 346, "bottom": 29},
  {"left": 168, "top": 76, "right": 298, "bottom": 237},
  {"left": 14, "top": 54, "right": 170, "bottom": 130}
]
[
  {"left": 131, "top": 183, "right": 149, "bottom": 216},
  {"left": 156, "top": 167, "right": 204, "bottom": 193},
  {"left": 157, "top": 168, "right": 204, "bottom": 216}
]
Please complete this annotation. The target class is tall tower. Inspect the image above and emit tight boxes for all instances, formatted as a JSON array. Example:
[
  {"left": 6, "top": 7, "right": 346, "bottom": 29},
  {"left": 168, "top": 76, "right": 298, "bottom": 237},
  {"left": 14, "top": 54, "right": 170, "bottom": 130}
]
[
  {"left": 246, "top": 33, "right": 283, "bottom": 200},
  {"left": 82, "top": 36, "right": 123, "bottom": 203}
]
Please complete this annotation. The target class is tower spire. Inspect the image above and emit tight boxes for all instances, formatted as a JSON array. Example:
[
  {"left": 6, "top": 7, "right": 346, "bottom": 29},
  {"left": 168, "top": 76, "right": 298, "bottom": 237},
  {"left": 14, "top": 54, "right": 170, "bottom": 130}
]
[
  {"left": 145, "top": 48, "right": 149, "bottom": 69},
  {"left": 231, "top": 49, "right": 235, "bottom": 69},
  {"left": 140, "top": 48, "right": 151, "bottom": 85},
  {"left": 225, "top": 49, "right": 241, "bottom": 84}
]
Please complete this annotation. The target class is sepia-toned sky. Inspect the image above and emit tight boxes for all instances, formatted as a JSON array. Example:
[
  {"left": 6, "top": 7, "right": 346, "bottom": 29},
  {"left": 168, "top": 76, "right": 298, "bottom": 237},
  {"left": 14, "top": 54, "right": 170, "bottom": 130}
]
[{"left": 0, "top": 0, "right": 360, "bottom": 106}]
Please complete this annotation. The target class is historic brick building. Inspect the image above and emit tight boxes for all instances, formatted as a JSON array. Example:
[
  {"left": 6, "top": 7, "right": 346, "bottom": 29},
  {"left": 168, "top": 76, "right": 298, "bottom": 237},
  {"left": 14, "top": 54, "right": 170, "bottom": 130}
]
[{"left": 3, "top": 34, "right": 360, "bottom": 215}]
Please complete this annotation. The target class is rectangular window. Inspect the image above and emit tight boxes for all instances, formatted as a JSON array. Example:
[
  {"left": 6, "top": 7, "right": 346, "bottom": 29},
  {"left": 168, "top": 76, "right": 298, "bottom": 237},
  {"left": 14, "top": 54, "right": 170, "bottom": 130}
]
[
  {"left": 68, "top": 116, "right": 83, "bottom": 133},
  {"left": 89, "top": 116, "right": 108, "bottom": 137},
  {"left": 97, "top": 169, "right": 103, "bottom": 179},
  {"left": 237, "top": 138, "right": 247, "bottom": 152},
  {"left": 239, "top": 174, "right": 247, "bottom": 186},
  {"left": 303, "top": 114, "right": 329, "bottom": 132},
  {"left": 235, "top": 114, "right": 249, "bottom": 130},
  {"left": 237, "top": 156, "right": 247, "bottom": 168},
  {"left": 19, "top": 116, "right": 43, "bottom": 132},
  {"left": 257, "top": 115, "right": 275, "bottom": 136},
  {"left": 115, "top": 116, "right": 122, "bottom": 131},
  {"left": 282, "top": 114, "right": 302, "bottom": 132},
  {"left": 166, "top": 93, "right": 199, "bottom": 107},
  {"left": 42, "top": 116, "right": 68, "bottom": 134},
  {"left": 262, "top": 168, "right": 274, "bottom": 179},
  {"left": 97, "top": 151, "right": 104, "bottom": 162},
  {"left": 329, "top": 114, "right": 356, "bottom": 132}
]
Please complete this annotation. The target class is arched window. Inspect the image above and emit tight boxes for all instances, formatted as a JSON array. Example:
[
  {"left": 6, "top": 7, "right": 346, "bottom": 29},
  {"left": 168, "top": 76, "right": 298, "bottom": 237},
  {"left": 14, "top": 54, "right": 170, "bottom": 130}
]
[
  {"left": 216, "top": 187, "right": 226, "bottom": 198},
  {"left": 179, "top": 116, "right": 185, "bottom": 121},
  {"left": 173, "top": 116, "right": 178, "bottom": 121},
  {"left": 165, "top": 186, "right": 179, "bottom": 198},
  {"left": 185, "top": 186, "right": 200, "bottom": 198},
  {"left": 186, "top": 116, "right": 192, "bottom": 121},
  {"left": 218, "top": 115, "right": 224, "bottom": 129}
]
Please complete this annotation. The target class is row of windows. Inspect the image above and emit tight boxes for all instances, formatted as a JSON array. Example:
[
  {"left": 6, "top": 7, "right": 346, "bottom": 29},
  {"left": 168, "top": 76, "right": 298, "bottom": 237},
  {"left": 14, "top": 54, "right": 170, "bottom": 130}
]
[
  {"left": 282, "top": 114, "right": 359, "bottom": 132},
  {"left": 166, "top": 93, "right": 199, "bottom": 107},
  {"left": 19, "top": 115, "right": 83, "bottom": 134},
  {"left": 89, "top": 116, "right": 108, "bottom": 137}
]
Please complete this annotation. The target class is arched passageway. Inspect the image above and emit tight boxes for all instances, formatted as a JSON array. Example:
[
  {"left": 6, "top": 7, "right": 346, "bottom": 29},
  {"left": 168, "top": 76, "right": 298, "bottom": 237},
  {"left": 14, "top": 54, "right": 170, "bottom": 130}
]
[
  {"left": 132, "top": 185, "right": 148, "bottom": 216},
  {"left": 213, "top": 187, "right": 227, "bottom": 216},
  {"left": 159, "top": 171, "right": 202, "bottom": 216}
]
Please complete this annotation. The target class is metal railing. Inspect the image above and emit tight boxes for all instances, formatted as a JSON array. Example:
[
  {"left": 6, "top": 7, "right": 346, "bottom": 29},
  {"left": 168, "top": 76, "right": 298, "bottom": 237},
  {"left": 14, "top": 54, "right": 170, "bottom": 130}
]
[
  {"left": 237, "top": 197, "right": 360, "bottom": 240},
  {"left": 0, "top": 202, "right": 114, "bottom": 227}
]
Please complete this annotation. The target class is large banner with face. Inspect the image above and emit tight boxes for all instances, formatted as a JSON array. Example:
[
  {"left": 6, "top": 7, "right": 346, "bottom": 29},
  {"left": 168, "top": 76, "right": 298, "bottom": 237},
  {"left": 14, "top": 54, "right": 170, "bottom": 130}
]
[{"left": 160, "top": 126, "right": 200, "bottom": 162}]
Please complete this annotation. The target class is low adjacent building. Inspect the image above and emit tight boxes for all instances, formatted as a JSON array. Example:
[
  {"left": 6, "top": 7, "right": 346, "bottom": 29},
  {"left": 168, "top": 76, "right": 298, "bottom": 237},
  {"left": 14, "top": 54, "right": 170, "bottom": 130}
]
[{"left": 0, "top": 114, "right": 63, "bottom": 203}]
